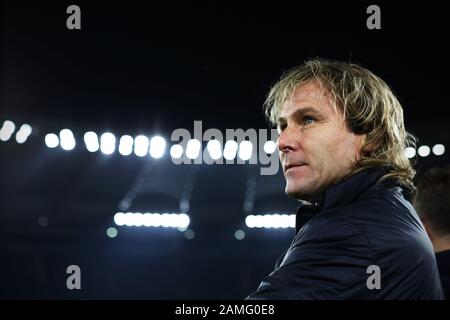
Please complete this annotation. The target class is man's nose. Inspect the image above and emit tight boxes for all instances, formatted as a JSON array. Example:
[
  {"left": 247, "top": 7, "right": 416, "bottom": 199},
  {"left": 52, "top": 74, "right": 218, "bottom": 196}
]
[{"left": 278, "top": 127, "right": 300, "bottom": 153}]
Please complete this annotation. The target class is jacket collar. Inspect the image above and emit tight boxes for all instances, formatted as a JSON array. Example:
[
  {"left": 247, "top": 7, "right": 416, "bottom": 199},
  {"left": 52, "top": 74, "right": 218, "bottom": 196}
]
[{"left": 295, "top": 166, "right": 390, "bottom": 233}]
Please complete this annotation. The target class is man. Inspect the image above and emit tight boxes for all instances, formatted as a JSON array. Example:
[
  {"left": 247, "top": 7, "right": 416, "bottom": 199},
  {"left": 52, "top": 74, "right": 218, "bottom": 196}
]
[
  {"left": 246, "top": 59, "right": 443, "bottom": 299},
  {"left": 414, "top": 165, "right": 450, "bottom": 299}
]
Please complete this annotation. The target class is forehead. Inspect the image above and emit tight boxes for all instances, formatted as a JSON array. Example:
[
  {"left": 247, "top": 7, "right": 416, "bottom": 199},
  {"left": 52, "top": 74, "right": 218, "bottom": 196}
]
[{"left": 279, "top": 81, "right": 337, "bottom": 119}]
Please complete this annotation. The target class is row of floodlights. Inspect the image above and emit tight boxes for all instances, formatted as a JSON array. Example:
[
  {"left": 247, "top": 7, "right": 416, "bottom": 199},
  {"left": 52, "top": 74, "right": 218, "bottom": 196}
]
[
  {"left": 405, "top": 145, "right": 445, "bottom": 158},
  {"left": 113, "top": 212, "right": 190, "bottom": 228},
  {"left": 44, "top": 129, "right": 278, "bottom": 160},
  {"left": 112, "top": 212, "right": 296, "bottom": 230},
  {"left": 0, "top": 121, "right": 32, "bottom": 143},
  {"left": 1, "top": 121, "right": 446, "bottom": 159},
  {"left": 44, "top": 130, "right": 446, "bottom": 160}
]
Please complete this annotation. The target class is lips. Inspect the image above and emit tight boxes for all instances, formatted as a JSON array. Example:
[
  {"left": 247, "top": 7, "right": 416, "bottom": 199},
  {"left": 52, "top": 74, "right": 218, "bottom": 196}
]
[{"left": 284, "top": 163, "right": 307, "bottom": 172}]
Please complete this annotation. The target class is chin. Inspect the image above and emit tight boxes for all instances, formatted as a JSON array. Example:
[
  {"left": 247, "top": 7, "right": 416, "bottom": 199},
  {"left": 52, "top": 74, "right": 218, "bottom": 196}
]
[
  {"left": 285, "top": 184, "right": 309, "bottom": 199},
  {"left": 285, "top": 180, "right": 320, "bottom": 200}
]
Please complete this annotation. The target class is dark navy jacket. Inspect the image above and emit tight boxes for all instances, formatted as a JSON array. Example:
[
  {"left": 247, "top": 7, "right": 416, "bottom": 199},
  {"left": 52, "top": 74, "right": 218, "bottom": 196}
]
[
  {"left": 247, "top": 168, "right": 444, "bottom": 299},
  {"left": 435, "top": 250, "right": 450, "bottom": 299}
]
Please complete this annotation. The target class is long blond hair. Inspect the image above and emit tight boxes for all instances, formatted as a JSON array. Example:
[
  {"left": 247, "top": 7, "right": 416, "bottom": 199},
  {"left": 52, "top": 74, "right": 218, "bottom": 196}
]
[{"left": 264, "top": 58, "right": 416, "bottom": 191}]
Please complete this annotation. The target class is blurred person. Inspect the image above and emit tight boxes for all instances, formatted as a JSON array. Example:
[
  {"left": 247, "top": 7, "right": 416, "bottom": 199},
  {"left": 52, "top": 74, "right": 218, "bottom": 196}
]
[
  {"left": 246, "top": 59, "right": 443, "bottom": 299},
  {"left": 414, "top": 165, "right": 450, "bottom": 299}
]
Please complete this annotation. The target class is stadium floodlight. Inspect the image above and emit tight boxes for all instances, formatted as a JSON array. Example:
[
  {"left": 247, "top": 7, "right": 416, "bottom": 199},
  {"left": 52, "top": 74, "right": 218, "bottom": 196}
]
[
  {"left": 15, "top": 124, "right": 32, "bottom": 144},
  {"left": 263, "top": 140, "right": 277, "bottom": 154},
  {"left": 417, "top": 145, "right": 431, "bottom": 157},
  {"left": 118, "top": 135, "right": 133, "bottom": 156},
  {"left": 149, "top": 136, "right": 166, "bottom": 159},
  {"left": 59, "top": 129, "right": 76, "bottom": 151},
  {"left": 100, "top": 132, "right": 116, "bottom": 155},
  {"left": 238, "top": 141, "right": 253, "bottom": 161},
  {"left": 134, "top": 135, "right": 149, "bottom": 157},
  {"left": 223, "top": 140, "right": 238, "bottom": 160},
  {"left": 114, "top": 212, "right": 190, "bottom": 229},
  {"left": 45, "top": 133, "right": 59, "bottom": 148},
  {"left": 405, "top": 147, "right": 416, "bottom": 159},
  {"left": 207, "top": 139, "right": 222, "bottom": 160},
  {"left": 432, "top": 144, "right": 445, "bottom": 156},
  {"left": 170, "top": 144, "right": 183, "bottom": 159},
  {"left": 84, "top": 131, "right": 99, "bottom": 152},
  {"left": 186, "top": 139, "right": 201, "bottom": 160},
  {"left": 245, "top": 214, "right": 295, "bottom": 229}
]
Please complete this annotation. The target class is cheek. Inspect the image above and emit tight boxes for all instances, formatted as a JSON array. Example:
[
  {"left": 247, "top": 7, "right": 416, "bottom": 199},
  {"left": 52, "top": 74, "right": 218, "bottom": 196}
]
[
  {"left": 309, "top": 131, "right": 350, "bottom": 164},
  {"left": 300, "top": 129, "right": 360, "bottom": 165},
  {"left": 328, "top": 134, "right": 361, "bottom": 164},
  {"left": 306, "top": 130, "right": 339, "bottom": 158}
]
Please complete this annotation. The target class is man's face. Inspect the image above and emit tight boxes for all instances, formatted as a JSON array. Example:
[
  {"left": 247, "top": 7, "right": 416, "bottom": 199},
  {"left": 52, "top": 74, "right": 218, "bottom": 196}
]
[{"left": 277, "top": 81, "right": 366, "bottom": 200}]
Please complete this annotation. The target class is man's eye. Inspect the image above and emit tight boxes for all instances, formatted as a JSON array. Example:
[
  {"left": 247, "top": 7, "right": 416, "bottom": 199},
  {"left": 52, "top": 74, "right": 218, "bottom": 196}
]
[{"left": 304, "top": 116, "right": 315, "bottom": 125}]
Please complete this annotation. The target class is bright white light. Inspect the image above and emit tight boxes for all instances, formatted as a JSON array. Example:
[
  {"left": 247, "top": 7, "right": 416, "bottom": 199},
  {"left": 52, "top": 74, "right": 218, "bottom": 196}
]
[
  {"left": 15, "top": 124, "right": 32, "bottom": 144},
  {"left": 254, "top": 216, "right": 264, "bottom": 228},
  {"left": 405, "top": 147, "right": 416, "bottom": 159},
  {"left": 186, "top": 139, "right": 201, "bottom": 159},
  {"left": 45, "top": 133, "right": 59, "bottom": 148},
  {"left": 263, "top": 140, "right": 277, "bottom": 154},
  {"left": 123, "top": 212, "right": 135, "bottom": 227},
  {"left": 238, "top": 141, "right": 253, "bottom": 161},
  {"left": 114, "top": 212, "right": 190, "bottom": 229},
  {"left": 149, "top": 136, "right": 166, "bottom": 159},
  {"left": 262, "top": 214, "right": 273, "bottom": 228},
  {"left": 223, "top": 140, "right": 238, "bottom": 160},
  {"left": 20, "top": 124, "right": 32, "bottom": 135},
  {"left": 2, "top": 120, "right": 15, "bottom": 133},
  {"left": 59, "top": 129, "right": 76, "bottom": 151},
  {"left": 271, "top": 214, "right": 282, "bottom": 228},
  {"left": 114, "top": 212, "right": 125, "bottom": 226},
  {"left": 418, "top": 145, "right": 431, "bottom": 157},
  {"left": 245, "top": 215, "right": 256, "bottom": 228},
  {"left": 207, "top": 140, "right": 222, "bottom": 160},
  {"left": 0, "top": 131, "right": 11, "bottom": 141},
  {"left": 167, "top": 214, "right": 179, "bottom": 228},
  {"left": 0, "top": 120, "right": 16, "bottom": 141},
  {"left": 134, "top": 135, "right": 149, "bottom": 157},
  {"left": 160, "top": 213, "right": 171, "bottom": 227},
  {"left": 149, "top": 213, "right": 161, "bottom": 227},
  {"left": 144, "top": 213, "right": 157, "bottom": 227},
  {"left": 118, "top": 135, "right": 133, "bottom": 156},
  {"left": 100, "top": 132, "right": 116, "bottom": 155},
  {"left": 432, "top": 144, "right": 445, "bottom": 156},
  {"left": 134, "top": 213, "right": 144, "bottom": 227},
  {"left": 15, "top": 133, "right": 26, "bottom": 144},
  {"left": 84, "top": 132, "right": 99, "bottom": 152},
  {"left": 178, "top": 214, "right": 190, "bottom": 228},
  {"left": 280, "top": 214, "right": 294, "bottom": 228},
  {"left": 245, "top": 214, "right": 295, "bottom": 229},
  {"left": 0, "top": 120, "right": 16, "bottom": 142},
  {"left": 170, "top": 144, "right": 183, "bottom": 159}
]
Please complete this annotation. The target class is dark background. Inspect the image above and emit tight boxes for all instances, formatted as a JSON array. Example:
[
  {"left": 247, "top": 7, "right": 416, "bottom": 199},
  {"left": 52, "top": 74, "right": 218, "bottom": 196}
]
[{"left": 0, "top": 1, "right": 449, "bottom": 298}]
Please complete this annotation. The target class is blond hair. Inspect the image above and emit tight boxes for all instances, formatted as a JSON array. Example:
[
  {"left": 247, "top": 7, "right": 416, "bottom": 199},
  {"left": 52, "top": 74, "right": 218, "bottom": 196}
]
[{"left": 265, "top": 58, "right": 416, "bottom": 191}]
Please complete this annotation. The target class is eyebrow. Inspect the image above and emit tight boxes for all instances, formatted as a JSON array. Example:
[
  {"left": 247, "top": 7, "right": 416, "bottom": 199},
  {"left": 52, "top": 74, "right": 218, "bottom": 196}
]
[{"left": 277, "top": 106, "right": 323, "bottom": 125}]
